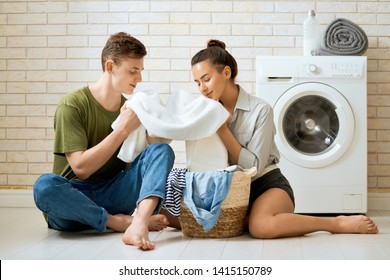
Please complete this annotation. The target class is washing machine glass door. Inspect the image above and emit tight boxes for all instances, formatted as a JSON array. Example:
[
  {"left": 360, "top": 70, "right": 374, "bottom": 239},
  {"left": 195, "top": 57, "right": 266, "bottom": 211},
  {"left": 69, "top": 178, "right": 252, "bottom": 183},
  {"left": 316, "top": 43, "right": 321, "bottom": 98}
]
[{"left": 274, "top": 82, "right": 355, "bottom": 168}]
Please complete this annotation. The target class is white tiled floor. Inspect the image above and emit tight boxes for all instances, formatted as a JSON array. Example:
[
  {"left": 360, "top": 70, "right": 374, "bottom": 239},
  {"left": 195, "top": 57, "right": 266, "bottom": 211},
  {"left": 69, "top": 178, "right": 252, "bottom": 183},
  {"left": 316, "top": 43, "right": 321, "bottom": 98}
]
[{"left": 1, "top": 207, "right": 390, "bottom": 260}]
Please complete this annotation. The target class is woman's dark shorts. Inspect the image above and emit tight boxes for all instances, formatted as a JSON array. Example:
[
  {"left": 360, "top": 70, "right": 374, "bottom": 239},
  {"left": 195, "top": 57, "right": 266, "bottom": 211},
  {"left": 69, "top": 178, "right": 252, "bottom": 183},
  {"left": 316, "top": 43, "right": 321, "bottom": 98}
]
[{"left": 247, "top": 168, "right": 295, "bottom": 215}]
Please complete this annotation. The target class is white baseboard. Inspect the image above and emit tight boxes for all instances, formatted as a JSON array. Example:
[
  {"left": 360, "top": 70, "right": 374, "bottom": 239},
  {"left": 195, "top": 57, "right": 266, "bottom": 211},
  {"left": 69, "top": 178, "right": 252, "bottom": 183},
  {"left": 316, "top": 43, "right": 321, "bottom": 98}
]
[
  {"left": 1, "top": 189, "right": 390, "bottom": 211},
  {"left": 368, "top": 192, "right": 390, "bottom": 211},
  {"left": 0, "top": 190, "right": 35, "bottom": 208}
]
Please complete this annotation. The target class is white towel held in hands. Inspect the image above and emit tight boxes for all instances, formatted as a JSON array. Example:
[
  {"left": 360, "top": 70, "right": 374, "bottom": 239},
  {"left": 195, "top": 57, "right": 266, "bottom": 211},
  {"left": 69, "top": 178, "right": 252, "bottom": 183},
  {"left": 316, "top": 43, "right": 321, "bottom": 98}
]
[{"left": 112, "top": 90, "right": 229, "bottom": 164}]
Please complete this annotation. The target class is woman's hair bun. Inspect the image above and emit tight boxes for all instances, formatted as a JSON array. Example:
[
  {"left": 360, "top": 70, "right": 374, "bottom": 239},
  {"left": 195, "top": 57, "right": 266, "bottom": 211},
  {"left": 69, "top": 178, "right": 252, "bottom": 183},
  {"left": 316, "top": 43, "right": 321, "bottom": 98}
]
[{"left": 207, "top": 39, "right": 226, "bottom": 50}]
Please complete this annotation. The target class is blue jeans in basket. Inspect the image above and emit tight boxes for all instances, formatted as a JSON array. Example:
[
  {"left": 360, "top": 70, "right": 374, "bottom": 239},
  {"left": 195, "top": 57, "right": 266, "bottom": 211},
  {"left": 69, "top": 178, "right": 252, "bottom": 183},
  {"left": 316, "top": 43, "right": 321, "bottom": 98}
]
[{"left": 183, "top": 170, "right": 233, "bottom": 232}]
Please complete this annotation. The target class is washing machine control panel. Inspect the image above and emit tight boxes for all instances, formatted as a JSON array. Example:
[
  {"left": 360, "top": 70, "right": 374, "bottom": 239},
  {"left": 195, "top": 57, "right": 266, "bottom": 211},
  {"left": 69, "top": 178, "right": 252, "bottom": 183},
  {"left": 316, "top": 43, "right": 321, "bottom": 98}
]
[
  {"left": 329, "top": 62, "right": 363, "bottom": 77},
  {"left": 301, "top": 61, "right": 364, "bottom": 79}
]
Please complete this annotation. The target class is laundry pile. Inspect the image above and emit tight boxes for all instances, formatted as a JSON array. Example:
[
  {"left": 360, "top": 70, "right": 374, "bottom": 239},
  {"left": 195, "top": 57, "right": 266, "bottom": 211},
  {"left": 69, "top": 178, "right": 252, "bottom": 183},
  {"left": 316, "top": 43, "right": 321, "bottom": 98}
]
[
  {"left": 163, "top": 168, "right": 233, "bottom": 232},
  {"left": 318, "top": 18, "right": 368, "bottom": 56},
  {"left": 113, "top": 90, "right": 237, "bottom": 232}
]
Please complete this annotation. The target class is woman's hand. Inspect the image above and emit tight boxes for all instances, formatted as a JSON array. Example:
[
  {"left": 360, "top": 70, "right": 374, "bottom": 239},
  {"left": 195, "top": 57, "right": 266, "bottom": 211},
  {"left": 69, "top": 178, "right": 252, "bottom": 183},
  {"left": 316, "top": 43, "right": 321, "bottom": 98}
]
[
  {"left": 217, "top": 121, "right": 230, "bottom": 136},
  {"left": 217, "top": 116, "right": 242, "bottom": 164},
  {"left": 217, "top": 111, "right": 233, "bottom": 135}
]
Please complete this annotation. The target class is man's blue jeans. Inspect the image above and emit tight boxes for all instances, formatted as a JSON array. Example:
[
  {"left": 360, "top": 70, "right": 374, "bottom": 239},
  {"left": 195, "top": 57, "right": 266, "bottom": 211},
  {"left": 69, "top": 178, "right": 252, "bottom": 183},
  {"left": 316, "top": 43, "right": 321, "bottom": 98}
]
[{"left": 33, "top": 143, "right": 175, "bottom": 233}]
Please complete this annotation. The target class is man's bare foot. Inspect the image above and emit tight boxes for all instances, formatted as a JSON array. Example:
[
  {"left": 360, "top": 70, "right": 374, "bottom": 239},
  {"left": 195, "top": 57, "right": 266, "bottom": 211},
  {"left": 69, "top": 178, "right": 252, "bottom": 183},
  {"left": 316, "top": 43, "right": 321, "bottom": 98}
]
[
  {"left": 334, "top": 215, "right": 379, "bottom": 234},
  {"left": 159, "top": 208, "right": 181, "bottom": 229},
  {"left": 122, "top": 216, "right": 155, "bottom": 250},
  {"left": 106, "top": 213, "right": 169, "bottom": 232},
  {"left": 149, "top": 214, "right": 169, "bottom": 231}
]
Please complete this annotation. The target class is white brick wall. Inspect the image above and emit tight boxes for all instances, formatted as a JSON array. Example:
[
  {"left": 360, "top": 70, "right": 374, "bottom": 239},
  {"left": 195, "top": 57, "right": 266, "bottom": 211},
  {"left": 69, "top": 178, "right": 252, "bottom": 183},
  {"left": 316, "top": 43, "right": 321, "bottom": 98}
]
[{"left": 0, "top": 0, "right": 390, "bottom": 191}]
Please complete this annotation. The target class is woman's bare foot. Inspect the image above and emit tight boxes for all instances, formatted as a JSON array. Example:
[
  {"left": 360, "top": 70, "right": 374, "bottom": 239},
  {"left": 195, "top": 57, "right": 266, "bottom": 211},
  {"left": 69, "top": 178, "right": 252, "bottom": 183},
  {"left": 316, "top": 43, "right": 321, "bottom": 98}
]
[
  {"left": 334, "top": 215, "right": 379, "bottom": 234},
  {"left": 122, "top": 215, "right": 155, "bottom": 250},
  {"left": 106, "top": 213, "right": 169, "bottom": 232}
]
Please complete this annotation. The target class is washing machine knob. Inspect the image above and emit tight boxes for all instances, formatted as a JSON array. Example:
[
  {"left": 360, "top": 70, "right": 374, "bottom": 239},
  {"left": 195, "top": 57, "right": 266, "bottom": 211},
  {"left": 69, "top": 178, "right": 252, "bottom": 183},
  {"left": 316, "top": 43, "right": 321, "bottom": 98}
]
[{"left": 309, "top": 64, "right": 318, "bottom": 73}]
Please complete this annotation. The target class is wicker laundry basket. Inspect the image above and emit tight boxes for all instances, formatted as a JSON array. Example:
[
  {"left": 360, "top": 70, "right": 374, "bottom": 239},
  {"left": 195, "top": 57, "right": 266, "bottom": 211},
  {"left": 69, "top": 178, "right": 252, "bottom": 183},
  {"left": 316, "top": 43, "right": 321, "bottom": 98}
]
[{"left": 179, "top": 168, "right": 255, "bottom": 238}]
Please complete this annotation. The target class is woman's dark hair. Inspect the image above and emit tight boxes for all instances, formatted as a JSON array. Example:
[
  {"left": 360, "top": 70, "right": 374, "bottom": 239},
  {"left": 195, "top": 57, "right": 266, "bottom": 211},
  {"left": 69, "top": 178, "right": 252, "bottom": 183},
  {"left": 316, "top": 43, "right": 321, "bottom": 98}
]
[
  {"left": 191, "top": 39, "right": 238, "bottom": 80},
  {"left": 101, "top": 32, "right": 147, "bottom": 71}
]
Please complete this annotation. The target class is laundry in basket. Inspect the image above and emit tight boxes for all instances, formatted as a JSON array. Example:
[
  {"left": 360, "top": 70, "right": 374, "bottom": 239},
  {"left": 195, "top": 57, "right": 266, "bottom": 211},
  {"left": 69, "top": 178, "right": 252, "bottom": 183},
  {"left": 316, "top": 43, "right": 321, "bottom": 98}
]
[{"left": 179, "top": 167, "right": 256, "bottom": 238}]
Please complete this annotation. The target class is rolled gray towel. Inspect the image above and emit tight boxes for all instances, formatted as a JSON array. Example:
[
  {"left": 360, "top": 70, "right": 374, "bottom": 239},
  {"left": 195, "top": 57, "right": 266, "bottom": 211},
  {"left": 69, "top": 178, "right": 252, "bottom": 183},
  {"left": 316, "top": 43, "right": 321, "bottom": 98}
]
[{"left": 318, "top": 18, "right": 368, "bottom": 56}]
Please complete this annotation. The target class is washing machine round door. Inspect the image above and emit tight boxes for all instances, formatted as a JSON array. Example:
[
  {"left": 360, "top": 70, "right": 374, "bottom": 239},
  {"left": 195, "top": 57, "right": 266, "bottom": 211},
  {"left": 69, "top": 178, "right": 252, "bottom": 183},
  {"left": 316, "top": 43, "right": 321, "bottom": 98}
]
[{"left": 273, "top": 82, "right": 355, "bottom": 168}]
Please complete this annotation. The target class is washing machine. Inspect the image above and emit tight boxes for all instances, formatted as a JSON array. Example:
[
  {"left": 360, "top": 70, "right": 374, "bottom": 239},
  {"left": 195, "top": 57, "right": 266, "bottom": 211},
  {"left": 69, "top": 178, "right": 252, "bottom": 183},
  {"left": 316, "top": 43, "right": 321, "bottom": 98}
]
[{"left": 256, "top": 56, "right": 367, "bottom": 214}]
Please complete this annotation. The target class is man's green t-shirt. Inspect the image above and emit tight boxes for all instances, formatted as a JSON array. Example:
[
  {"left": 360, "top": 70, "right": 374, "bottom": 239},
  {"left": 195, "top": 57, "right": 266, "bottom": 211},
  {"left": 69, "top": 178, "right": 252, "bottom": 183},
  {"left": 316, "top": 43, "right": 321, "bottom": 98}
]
[{"left": 53, "top": 86, "right": 126, "bottom": 183}]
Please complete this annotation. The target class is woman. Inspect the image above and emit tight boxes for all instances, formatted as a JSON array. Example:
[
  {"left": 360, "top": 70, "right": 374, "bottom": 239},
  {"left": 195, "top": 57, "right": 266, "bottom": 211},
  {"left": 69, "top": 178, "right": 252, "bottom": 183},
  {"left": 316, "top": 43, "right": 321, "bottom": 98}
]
[{"left": 190, "top": 39, "right": 378, "bottom": 238}]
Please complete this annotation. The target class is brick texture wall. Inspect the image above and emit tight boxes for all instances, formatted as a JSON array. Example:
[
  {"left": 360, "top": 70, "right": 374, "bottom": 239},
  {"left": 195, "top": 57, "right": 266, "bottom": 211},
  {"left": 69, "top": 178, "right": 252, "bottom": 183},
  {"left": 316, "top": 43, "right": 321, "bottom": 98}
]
[{"left": 1, "top": 0, "right": 389, "bottom": 192}]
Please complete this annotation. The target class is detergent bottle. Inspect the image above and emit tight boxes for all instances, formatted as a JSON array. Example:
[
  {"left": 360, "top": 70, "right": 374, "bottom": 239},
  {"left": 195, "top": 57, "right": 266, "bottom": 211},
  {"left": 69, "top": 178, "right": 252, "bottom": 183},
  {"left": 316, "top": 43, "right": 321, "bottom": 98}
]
[{"left": 303, "top": 10, "right": 320, "bottom": 56}]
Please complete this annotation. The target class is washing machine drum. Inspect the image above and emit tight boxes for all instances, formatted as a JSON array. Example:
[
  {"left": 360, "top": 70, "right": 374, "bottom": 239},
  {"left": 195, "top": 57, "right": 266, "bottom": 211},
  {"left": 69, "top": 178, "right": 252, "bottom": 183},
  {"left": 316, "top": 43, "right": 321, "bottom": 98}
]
[
  {"left": 284, "top": 95, "right": 339, "bottom": 154},
  {"left": 274, "top": 83, "right": 355, "bottom": 168}
]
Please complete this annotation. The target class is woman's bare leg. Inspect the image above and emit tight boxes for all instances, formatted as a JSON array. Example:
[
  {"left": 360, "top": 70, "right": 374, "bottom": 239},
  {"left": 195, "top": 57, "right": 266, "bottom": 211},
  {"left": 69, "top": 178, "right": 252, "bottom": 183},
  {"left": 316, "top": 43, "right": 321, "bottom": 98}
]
[{"left": 248, "top": 188, "right": 379, "bottom": 239}]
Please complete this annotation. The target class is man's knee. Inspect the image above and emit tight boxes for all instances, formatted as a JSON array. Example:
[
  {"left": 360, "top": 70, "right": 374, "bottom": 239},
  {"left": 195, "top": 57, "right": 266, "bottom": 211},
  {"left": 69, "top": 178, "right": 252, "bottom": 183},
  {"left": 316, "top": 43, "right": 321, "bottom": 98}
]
[
  {"left": 33, "top": 173, "right": 65, "bottom": 206},
  {"left": 148, "top": 143, "right": 175, "bottom": 161}
]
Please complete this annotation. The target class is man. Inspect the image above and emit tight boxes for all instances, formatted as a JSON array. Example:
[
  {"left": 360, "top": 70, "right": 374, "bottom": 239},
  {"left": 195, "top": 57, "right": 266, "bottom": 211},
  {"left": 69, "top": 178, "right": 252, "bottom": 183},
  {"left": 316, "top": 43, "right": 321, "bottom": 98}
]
[{"left": 33, "top": 32, "right": 175, "bottom": 250}]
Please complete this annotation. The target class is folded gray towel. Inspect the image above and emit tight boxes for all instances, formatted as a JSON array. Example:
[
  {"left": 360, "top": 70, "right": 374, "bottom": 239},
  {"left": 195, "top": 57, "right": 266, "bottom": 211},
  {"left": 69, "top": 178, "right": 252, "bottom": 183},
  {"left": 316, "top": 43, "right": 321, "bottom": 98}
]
[{"left": 318, "top": 18, "right": 368, "bottom": 56}]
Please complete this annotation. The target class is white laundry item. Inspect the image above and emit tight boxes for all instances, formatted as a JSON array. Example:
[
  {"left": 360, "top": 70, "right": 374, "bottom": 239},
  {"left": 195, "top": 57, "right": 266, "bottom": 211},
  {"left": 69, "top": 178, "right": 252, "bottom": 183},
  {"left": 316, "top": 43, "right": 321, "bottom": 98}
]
[
  {"left": 186, "top": 134, "right": 229, "bottom": 172},
  {"left": 129, "top": 90, "right": 229, "bottom": 140},
  {"left": 116, "top": 125, "right": 147, "bottom": 163},
  {"left": 111, "top": 106, "right": 148, "bottom": 163},
  {"left": 113, "top": 90, "right": 229, "bottom": 163}
]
